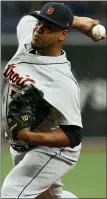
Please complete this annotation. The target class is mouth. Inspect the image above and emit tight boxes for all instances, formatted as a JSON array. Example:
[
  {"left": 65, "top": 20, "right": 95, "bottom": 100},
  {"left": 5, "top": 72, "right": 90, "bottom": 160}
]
[{"left": 33, "top": 35, "right": 43, "bottom": 45}]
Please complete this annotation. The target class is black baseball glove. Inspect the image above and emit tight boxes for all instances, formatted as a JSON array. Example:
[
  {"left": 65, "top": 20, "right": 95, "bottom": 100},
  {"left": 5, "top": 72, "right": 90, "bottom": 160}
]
[{"left": 7, "top": 84, "right": 51, "bottom": 140}]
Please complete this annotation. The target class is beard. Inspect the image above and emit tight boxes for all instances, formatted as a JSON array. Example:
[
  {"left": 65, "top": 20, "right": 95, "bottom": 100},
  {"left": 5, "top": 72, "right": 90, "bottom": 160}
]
[
  {"left": 31, "top": 41, "right": 50, "bottom": 51},
  {"left": 31, "top": 36, "right": 59, "bottom": 52}
]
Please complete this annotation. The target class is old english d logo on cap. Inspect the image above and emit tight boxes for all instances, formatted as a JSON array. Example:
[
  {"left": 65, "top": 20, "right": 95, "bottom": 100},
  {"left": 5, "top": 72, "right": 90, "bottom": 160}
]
[
  {"left": 29, "top": 2, "right": 74, "bottom": 30},
  {"left": 46, "top": 7, "right": 54, "bottom": 15}
]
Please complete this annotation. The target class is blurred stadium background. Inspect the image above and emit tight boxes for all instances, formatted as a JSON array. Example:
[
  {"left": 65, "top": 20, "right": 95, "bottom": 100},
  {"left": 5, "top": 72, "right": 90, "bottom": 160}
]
[{"left": 1, "top": 1, "right": 106, "bottom": 198}]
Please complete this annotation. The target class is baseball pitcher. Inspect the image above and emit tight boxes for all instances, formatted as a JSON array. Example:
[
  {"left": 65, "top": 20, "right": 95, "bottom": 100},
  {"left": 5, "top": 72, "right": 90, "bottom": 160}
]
[{"left": 1, "top": 2, "right": 106, "bottom": 198}]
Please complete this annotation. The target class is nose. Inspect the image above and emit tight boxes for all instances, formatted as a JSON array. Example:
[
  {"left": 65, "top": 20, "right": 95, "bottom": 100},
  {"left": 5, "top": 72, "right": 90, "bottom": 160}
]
[{"left": 34, "top": 24, "right": 45, "bottom": 34}]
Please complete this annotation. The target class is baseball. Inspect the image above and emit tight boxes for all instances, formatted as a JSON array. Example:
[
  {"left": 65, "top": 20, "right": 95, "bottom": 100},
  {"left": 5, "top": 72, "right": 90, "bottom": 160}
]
[{"left": 92, "top": 24, "right": 106, "bottom": 38}]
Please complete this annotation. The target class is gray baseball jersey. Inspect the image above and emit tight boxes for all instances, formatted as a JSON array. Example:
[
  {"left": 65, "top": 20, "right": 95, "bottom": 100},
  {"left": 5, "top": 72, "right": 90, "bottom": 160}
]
[{"left": 1, "top": 15, "right": 82, "bottom": 198}]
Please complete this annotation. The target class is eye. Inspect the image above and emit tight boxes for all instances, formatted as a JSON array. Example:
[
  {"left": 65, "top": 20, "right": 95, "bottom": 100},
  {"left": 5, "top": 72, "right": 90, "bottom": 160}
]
[{"left": 46, "top": 25, "right": 53, "bottom": 30}]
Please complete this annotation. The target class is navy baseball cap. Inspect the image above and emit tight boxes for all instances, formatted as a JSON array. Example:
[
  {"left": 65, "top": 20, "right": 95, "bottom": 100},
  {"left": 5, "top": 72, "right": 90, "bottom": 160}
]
[{"left": 29, "top": 2, "right": 74, "bottom": 30}]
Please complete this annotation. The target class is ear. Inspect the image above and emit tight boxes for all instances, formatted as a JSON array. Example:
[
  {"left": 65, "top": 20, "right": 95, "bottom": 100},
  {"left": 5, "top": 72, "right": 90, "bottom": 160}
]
[{"left": 59, "top": 30, "right": 68, "bottom": 41}]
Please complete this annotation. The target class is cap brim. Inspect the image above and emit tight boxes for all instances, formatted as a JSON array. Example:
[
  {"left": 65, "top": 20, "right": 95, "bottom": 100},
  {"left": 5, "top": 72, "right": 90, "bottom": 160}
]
[{"left": 29, "top": 11, "right": 68, "bottom": 30}]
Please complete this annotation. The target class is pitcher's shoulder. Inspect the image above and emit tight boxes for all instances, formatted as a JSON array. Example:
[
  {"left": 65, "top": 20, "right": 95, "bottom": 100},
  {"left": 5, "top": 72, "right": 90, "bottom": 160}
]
[
  {"left": 17, "top": 15, "right": 37, "bottom": 33},
  {"left": 17, "top": 15, "right": 37, "bottom": 46}
]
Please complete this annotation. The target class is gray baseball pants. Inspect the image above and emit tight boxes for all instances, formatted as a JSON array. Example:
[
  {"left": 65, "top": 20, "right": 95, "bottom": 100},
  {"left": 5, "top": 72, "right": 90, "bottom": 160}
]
[{"left": 1, "top": 144, "right": 81, "bottom": 198}]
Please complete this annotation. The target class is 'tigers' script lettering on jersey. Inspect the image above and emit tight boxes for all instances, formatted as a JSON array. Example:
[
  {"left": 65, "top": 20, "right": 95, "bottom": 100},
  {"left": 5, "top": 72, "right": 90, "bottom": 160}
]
[{"left": 4, "top": 63, "right": 35, "bottom": 88}]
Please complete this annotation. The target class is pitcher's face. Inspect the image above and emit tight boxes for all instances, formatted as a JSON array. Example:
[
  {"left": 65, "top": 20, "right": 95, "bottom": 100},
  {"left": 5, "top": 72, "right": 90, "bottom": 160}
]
[{"left": 31, "top": 19, "right": 67, "bottom": 50}]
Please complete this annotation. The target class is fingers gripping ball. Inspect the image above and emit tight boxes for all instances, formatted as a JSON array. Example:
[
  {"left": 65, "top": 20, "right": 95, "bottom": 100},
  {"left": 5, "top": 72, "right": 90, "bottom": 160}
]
[
  {"left": 92, "top": 24, "right": 106, "bottom": 38},
  {"left": 7, "top": 84, "right": 51, "bottom": 140}
]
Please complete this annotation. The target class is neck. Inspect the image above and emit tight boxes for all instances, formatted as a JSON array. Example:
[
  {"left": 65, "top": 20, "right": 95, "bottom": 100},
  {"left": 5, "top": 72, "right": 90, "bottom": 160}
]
[
  {"left": 40, "top": 46, "right": 62, "bottom": 56},
  {"left": 44, "top": 49, "right": 61, "bottom": 57}
]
